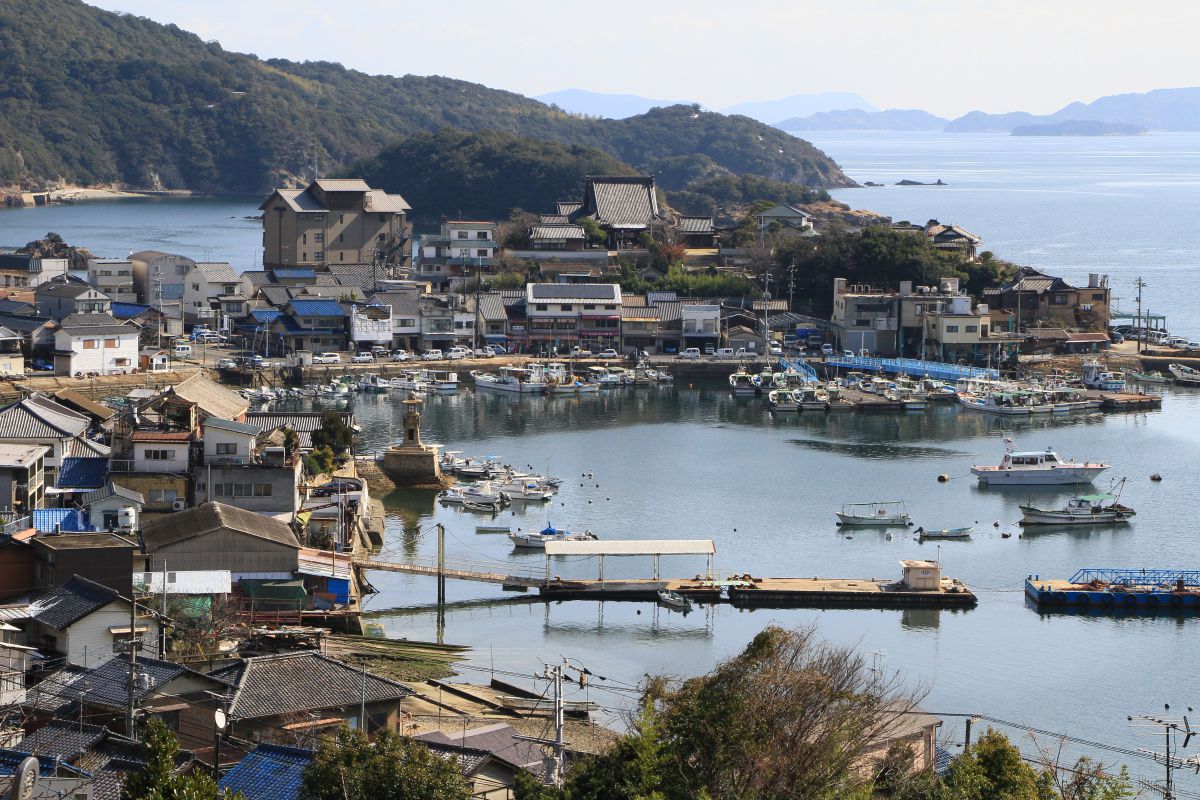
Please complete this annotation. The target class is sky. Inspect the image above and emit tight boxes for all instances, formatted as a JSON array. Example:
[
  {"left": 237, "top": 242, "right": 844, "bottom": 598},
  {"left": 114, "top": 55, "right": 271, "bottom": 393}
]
[{"left": 92, "top": 0, "right": 1200, "bottom": 119}]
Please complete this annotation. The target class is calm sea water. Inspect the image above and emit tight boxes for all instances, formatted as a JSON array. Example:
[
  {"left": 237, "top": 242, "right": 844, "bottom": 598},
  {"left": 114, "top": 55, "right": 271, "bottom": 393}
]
[{"left": 342, "top": 382, "right": 1199, "bottom": 779}]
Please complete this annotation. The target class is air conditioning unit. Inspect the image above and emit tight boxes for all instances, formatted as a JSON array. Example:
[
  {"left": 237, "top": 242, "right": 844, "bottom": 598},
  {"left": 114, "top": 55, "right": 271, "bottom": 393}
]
[{"left": 171, "top": 499, "right": 188, "bottom": 512}]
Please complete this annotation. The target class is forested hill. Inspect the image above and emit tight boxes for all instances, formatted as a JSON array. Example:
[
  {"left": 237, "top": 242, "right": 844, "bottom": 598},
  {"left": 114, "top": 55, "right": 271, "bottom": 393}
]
[{"left": 0, "top": 0, "right": 853, "bottom": 193}]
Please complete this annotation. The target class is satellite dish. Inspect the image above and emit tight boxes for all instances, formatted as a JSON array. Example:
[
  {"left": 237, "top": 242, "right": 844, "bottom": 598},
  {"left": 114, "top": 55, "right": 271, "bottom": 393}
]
[{"left": 214, "top": 709, "right": 227, "bottom": 731}]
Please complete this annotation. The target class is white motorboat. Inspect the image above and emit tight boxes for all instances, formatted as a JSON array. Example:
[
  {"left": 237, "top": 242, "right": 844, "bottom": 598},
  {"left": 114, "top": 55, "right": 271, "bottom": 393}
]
[
  {"left": 836, "top": 501, "right": 912, "bottom": 527},
  {"left": 970, "top": 439, "right": 1110, "bottom": 486},
  {"left": 357, "top": 373, "right": 393, "bottom": 393},
  {"left": 729, "top": 368, "right": 757, "bottom": 397},
  {"left": 392, "top": 371, "right": 431, "bottom": 392},
  {"left": 797, "top": 385, "right": 829, "bottom": 411},
  {"left": 768, "top": 389, "right": 799, "bottom": 412},
  {"left": 1169, "top": 363, "right": 1200, "bottom": 387},
  {"left": 509, "top": 525, "right": 598, "bottom": 549},
  {"left": 496, "top": 478, "right": 555, "bottom": 501},
  {"left": 471, "top": 366, "right": 547, "bottom": 394},
  {"left": 656, "top": 589, "right": 692, "bottom": 611},
  {"left": 440, "top": 481, "right": 508, "bottom": 506},
  {"left": 422, "top": 369, "right": 460, "bottom": 393},
  {"left": 1020, "top": 494, "right": 1136, "bottom": 525}
]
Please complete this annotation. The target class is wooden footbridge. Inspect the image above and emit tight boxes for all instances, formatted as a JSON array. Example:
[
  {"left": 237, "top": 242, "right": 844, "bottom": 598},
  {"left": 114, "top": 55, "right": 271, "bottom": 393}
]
[{"left": 353, "top": 556, "right": 544, "bottom": 588}]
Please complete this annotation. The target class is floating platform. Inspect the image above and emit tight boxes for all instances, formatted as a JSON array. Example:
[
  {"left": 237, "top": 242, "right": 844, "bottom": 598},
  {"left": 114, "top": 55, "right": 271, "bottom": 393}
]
[
  {"left": 1082, "top": 390, "right": 1162, "bottom": 411},
  {"left": 727, "top": 576, "right": 976, "bottom": 609},
  {"left": 1025, "top": 567, "right": 1200, "bottom": 613}
]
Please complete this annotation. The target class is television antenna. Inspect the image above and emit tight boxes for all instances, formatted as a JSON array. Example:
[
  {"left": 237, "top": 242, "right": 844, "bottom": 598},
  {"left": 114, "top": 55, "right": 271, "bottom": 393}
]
[{"left": 1129, "top": 704, "right": 1200, "bottom": 799}]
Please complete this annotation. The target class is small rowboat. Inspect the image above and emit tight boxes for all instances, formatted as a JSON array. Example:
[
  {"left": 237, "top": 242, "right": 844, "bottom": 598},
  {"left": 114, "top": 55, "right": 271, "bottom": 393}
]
[
  {"left": 656, "top": 589, "right": 692, "bottom": 611},
  {"left": 475, "top": 525, "right": 511, "bottom": 534},
  {"left": 916, "top": 526, "right": 973, "bottom": 541}
]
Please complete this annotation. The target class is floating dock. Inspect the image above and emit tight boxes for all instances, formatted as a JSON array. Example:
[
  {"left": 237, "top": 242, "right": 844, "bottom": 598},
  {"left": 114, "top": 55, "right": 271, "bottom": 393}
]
[
  {"left": 727, "top": 576, "right": 976, "bottom": 609},
  {"left": 1025, "top": 568, "right": 1200, "bottom": 612},
  {"left": 1082, "top": 389, "right": 1162, "bottom": 411}
]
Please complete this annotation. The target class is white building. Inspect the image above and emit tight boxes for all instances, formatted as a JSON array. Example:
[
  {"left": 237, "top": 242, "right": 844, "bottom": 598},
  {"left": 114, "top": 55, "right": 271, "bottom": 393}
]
[
  {"left": 87, "top": 258, "right": 137, "bottom": 303},
  {"left": 24, "top": 575, "right": 159, "bottom": 668},
  {"left": 52, "top": 313, "right": 140, "bottom": 376},
  {"left": 524, "top": 283, "right": 622, "bottom": 351},
  {"left": 130, "top": 430, "right": 193, "bottom": 475},
  {"left": 349, "top": 302, "right": 393, "bottom": 348},
  {"left": 681, "top": 304, "right": 720, "bottom": 350},
  {"left": 202, "top": 417, "right": 261, "bottom": 466},
  {"left": 182, "top": 261, "right": 240, "bottom": 327}
]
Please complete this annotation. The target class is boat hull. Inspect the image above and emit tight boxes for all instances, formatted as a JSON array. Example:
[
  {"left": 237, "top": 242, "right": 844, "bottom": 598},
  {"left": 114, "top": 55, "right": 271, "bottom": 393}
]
[
  {"left": 1019, "top": 506, "right": 1134, "bottom": 525},
  {"left": 971, "top": 466, "right": 1108, "bottom": 486},
  {"left": 836, "top": 514, "right": 910, "bottom": 526}
]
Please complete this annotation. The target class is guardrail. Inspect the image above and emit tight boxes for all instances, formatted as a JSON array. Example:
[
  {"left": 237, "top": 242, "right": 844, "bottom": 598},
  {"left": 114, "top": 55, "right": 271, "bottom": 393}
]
[{"left": 823, "top": 356, "right": 998, "bottom": 382}]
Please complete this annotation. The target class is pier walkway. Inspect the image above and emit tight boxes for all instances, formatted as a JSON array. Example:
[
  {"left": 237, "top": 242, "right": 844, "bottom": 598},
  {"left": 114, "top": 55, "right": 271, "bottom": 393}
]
[
  {"left": 354, "top": 556, "right": 544, "bottom": 588},
  {"left": 823, "top": 356, "right": 998, "bottom": 382}
]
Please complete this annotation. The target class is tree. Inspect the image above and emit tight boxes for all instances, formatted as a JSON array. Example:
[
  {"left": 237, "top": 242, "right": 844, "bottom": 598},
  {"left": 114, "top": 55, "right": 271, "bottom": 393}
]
[
  {"left": 940, "top": 729, "right": 1055, "bottom": 800},
  {"left": 310, "top": 411, "right": 354, "bottom": 456},
  {"left": 577, "top": 217, "right": 607, "bottom": 248},
  {"left": 121, "top": 718, "right": 243, "bottom": 800},
  {"left": 303, "top": 445, "right": 337, "bottom": 477},
  {"left": 300, "top": 726, "right": 470, "bottom": 800}
]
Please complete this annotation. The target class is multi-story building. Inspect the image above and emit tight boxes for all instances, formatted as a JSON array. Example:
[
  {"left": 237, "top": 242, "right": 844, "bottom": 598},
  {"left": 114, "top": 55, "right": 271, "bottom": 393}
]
[
  {"left": 681, "top": 304, "right": 721, "bottom": 350},
  {"left": 129, "top": 250, "right": 193, "bottom": 316},
  {"left": 982, "top": 268, "right": 1111, "bottom": 331},
  {"left": 35, "top": 278, "right": 111, "bottom": 319},
  {"left": 87, "top": 258, "right": 137, "bottom": 303},
  {"left": 182, "top": 262, "right": 240, "bottom": 328},
  {"left": 349, "top": 303, "right": 393, "bottom": 350},
  {"left": 0, "top": 443, "right": 47, "bottom": 514},
  {"left": 417, "top": 220, "right": 498, "bottom": 290},
  {"left": 0, "top": 253, "right": 68, "bottom": 289},
  {"left": 831, "top": 278, "right": 899, "bottom": 355},
  {"left": 271, "top": 298, "right": 349, "bottom": 355},
  {"left": 52, "top": 313, "right": 140, "bottom": 376},
  {"left": 192, "top": 418, "right": 301, "bottom": 517},
  {"left": 523, "top": 283, "right": 622, "bottom": 352},
  {"left": 260, "top": 178, "right": 411, "bottom": 270}
]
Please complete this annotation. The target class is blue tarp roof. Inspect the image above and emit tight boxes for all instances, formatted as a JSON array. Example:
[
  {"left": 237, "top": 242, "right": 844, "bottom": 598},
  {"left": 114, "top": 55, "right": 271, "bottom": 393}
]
[
  {"left": 32, "top": 509, "right": 91, "bottom": 533},
  {"left": 250, "top": 309, "right": 283, "bottom": 324},
  {"left": 219, "top": 743, "right": 313, "bottom": 800},
  {"left": 111, "top": 302, "right": 152, "bottom": 318},
  {"left": 56, "top": 457, "right": 109, "bottom": 490},
  {"left": 286, "top": 298, "right": 345, "bottom": 318}
]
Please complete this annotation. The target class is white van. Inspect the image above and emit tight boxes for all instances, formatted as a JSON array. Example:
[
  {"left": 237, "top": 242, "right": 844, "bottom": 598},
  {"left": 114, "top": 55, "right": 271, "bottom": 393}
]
[
  {"left": 712, "top": 348, "right": 737, "bottom": 360},
  {"left": 173, "top": 343, "right": 192, "bottom": 357}
]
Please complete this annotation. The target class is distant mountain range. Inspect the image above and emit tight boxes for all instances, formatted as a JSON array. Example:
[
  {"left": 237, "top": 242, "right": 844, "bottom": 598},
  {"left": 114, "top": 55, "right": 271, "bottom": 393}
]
[
  {"left": 776, "top": 87, "right": 1200, "bottom": 133},
  {"left": 537, "top": 89, "right": 875, "bottom": 123}
]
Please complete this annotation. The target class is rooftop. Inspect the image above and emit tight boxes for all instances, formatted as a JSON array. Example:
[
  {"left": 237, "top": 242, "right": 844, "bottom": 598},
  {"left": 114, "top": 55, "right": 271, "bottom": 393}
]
[
  {"left": 286, "top": 298, "right": 345, "bottom": 318},
  {"left": 204, "top": 417, "right": 262, "bottom": 436},
  {"left": 166, "top": 373, "right": 250, "bottom": 421},
  {"left": 140, "top": 502, "right": 299, "bottom": 551},
  {"left": 56, "top": 457, "right": 109, "bottom": 490},
  {"left": 57, "top": 313, "right": 132, "bottom": 338},
  {"left": 81, "top": 482, "right": 144, "bottom": 507},
  {"left": 25, "top": 575, "right": 119, "bottom": 629},
  {"left": 218, "top": 743, "right": 314, "bottom": 800},
  {"left": 582, "top": 175, "right": 660, "bottom": 229},
  {"left": 0, "top": 443, "right": 47, "bottom": 469},
  {"left": 527, "top": 283, "right": 621, "bottom": 303}
]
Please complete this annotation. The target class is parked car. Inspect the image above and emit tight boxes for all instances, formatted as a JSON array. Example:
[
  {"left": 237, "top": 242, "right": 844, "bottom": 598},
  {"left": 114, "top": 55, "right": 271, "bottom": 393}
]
[
  {"left": 473, "top": 347, "right": 496, "bottom": 358},
  {"left": 489, "top": 344, "right": 507, "bottom": 355},
  {"left": 678, "top": 347, "right": 701, "bottom": 360},
  {"left": 713, "top": 348, "right": 737, "bottom": 360},
  {"left": 421, "top": 349, "right": 444, "bottom": 361},
  {"left": 858, "top": 348, "right": 871, "bottom": 358},
  {"left": 370, "top": 345, "right": 389, "bottom": 355},
  {"left": 597, "top": 348, "right": 620, "bottom": 359},
  {"left": 733, "top": 347, "right": 751, "bottom": 359},
  {"left": 768, "top": 342, "right": 783, "bottom": 356},
  {"left": 570, "top": 346, "right": 593, "bottom": 357},
  {"left": 351, "top": 352, "right": 375, "bottom": 363},
  {"left": 172, "top": 344, "right": 193, "bottom": 357},
  {"left": 842, "top": 350, "right": 855, "bottom": 358},
  {"left": 1109, "top": 331, "right": 1124, "bottom": 343},
  {"left": 820, "top": 344, "right": 834, "bottom": 356},
  {"left": 703, "top": 345, "right": 715, "bottom": 355},
  {"left": 390, "top": 350, "right": 411, "bottom": 362},
  {"left": 313, "top": 352, "right": 341, "bottom": 364},
  {"left": 194, "top": 332, "right": 226, "bottom": 343},
  {"left": 216, "top": 358, "right": 237, "bottom": 369},
  {"left": 312, "top": 477, "right": 364, "bottom": 497},
  {"left": 446, "top": 346, "right": 471, "bottom": 360},
  {"left": 30, "top": 358, "right": 54, "bottom": 371}
]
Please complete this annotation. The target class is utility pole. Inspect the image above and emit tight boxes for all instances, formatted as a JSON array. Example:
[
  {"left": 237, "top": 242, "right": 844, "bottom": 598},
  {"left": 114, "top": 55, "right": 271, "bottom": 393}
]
[
  {"left": 1135, "top": 277, "right": 1146, "bottom": 354},
  {"left": 436, "top": 523, "right": 446, "bottom": 645},
  {"left": 1131, "top": 705, "right": 1198, "bottom": 800},
  {"left": 787, "top": 261, "right": 795, "bottom": 312},
  {"left": 125, "top": 590, "right": 137, "bottom": 740}
]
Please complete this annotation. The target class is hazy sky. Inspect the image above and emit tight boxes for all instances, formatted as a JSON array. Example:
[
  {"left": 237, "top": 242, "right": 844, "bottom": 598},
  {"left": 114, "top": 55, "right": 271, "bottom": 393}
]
[{"left": 93, "top": 0, "right": 1199, "bottom": 118}]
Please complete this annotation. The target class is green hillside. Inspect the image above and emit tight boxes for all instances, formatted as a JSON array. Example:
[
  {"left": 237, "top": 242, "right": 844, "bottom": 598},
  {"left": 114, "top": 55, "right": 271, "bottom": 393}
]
[{"left": 0, "top": 0, "right": 853, "bottom": 193}]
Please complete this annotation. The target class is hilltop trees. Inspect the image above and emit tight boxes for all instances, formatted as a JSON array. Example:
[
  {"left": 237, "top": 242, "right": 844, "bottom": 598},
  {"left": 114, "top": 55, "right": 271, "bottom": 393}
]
[{"left": 301, "top": 727, "right": 470, "bottom": 800}]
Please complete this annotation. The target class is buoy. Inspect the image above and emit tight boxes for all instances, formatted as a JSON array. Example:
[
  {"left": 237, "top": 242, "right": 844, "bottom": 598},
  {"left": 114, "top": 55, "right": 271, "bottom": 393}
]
[
  {"left": 937, "top": 474, "right": 950, "bottom": 482},
  {"left": 1002, "top": 532, "right": 1012, "bottom": 539},
  {"left": 993, "top": 521, "right": 1000, "bottom": 528},
  {"left": 1151, "top": 473, "right": 1163, "bottom": 482}
]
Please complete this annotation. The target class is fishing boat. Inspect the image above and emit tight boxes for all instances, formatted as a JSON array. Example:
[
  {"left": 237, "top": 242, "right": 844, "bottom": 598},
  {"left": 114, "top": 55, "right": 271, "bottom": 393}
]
[
  {"left": 835, "top": 501, "right": 912, "bottom": 527},
  {"left": 656, "top": 589, "right": 692, "bottom": 611},
  {"left": 357, "top": 373, "right": 393, "bottom": 393},
  {"left": 797, "top": 385, "right": 829, "bottom": 411},
  {"left": 1081, "top": 360, "right": 1126, "bottom": 392},
  {"left": 1129, "top": 371, "right": 1170, "bottom": 384},
  {"left": 495, "top": 478, "right": 555, "bottom": 501},
  {"left": 1019, "top": 480, "right": 1136, "bottom": 525},
  {"left": 588, "top": 366, "right": 625, "bottom": 387},
  {"left": 917, "top": 526, "right": 973, "bottom": 541},
  {"left": 767, "top": 388, "right": 800, "bottom": 412},
  {"left": 392, "top": 371, "right": 431, "bottom": 392},
  {"left": 471, "top": 366, "right": 547, "bottom": 394},
  {"left": 728, "top": 368, "right": 757, "bottom": 397},
  {"left": 970, "top": 439, "right": 1110, "bottom": 486},
  {"left": 508, "top": 525, "right": 598, "bottom": 549},
  {"left": 1169, "top": 363, "right": 1200, "bottom": 387}
]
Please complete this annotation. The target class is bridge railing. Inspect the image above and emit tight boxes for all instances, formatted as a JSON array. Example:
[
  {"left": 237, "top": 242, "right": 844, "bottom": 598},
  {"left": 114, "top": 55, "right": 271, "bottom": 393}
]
[
  {"left": 1069, "top": 568, "right": 1200, "bottom": 588},
  {"left": 823, "top": 356, "right": 998, "bottom": 382},
  {"left": 357, "top": 554, "right": 545, "bottom": 582}
]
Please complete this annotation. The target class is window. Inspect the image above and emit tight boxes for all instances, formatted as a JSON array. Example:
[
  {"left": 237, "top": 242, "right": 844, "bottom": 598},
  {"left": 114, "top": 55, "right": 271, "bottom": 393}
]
[
  {"left": 338, "top": 233, "right": 343, "bottom": 243},
  {"left": 114, "top": 357, "right": 130, "bottom": 366},
  {"left": 1092, "top": 292, "right": 1105, "bottom": 301},
  {"left": 945, "top": 325, "right": 959, "bottom": 333},
  {"left": 1052, "top": 293, "right": 1068, "bottom": 305},
  {"left": 192, "top": 283, "right": 200, "bottom": 291},
  {"left": 456, "top": 231, "right": 468, "bottom": 239},
  {"left": 82, "top": 339, "right": 98, "bottom": 349},
  {"left": 302, "top": 252, "right": 307, "bottom": 261},
  {"left": 313, "top": 233, "right": 324, "bottom": 243},
  {"left": 561, "top": 305, "right": 573, "bottom": 312},
  {"left": 339, "top": 214, "right": 344, "bottom": 224},
  {"left": 584, "top": 304, "right": 596, "bottom": 310},
  {"left": 148, "top": 488, "right": 178, "bottom": 503},
  {"left": 216, "top": 443, "right": 238, "bottom": 455},
  {"left": 476, "top": 249, "right": 488, "bottom": 257},
  {"left": 143, "top": 449, "right": 176, "bottom": 460},
  {"left": 302, "top": 233, "right": 308, "bottom": 245},
  {"left": 853, "top": 318, "right": 870, "bottom": 327},
  {"left": 315, "top": 251, "right": 325, "bottom": 262},
  {"left": 534, "top": 304, "right": 548, "bottom": 311},
  {"left": 254, "top": 484, "right": 273, "bottom": 497},
  {"left": 104, "top": 338, "right": 118, "bottom": 347},
  {"left": 965, "top": 325, "right": 978, "bottom": 333}
]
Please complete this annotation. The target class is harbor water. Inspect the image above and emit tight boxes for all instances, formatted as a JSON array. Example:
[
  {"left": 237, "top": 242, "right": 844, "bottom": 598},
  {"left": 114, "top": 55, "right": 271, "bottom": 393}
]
[{"left": 349, "top": 381, "right": 1199, "bottom": 775}]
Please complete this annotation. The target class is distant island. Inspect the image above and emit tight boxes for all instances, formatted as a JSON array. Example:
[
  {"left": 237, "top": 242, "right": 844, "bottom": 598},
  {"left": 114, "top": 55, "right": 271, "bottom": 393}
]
[
  {"left": 1011, "top": 120, "right": 1148, "bottom": 137},
  {"left": 895, "top": 179, "right": 946, "bottom": 186}
]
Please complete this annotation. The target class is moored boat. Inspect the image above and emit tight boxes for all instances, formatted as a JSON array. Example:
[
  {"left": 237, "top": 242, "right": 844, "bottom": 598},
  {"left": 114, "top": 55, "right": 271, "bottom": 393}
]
[
  {"left": 728, "top": 368, "right": 757, "bottom": 397},
  {"left": 509, "top": 525, "right": 598, "bottom": 549},
  {"left": 916, "top": 526, "right": 973, "bottom": 541},
  {"left": 970, "top": 439, "right": 1109, "bottom": 486},
  {"left": 767, "top": 388, "right": 800, "bottom": 411},
  {"left": 1169, "top": 363, "right": 1200, "bottom": 387},
  {"left": 1019, "top": 480, "right": 1135, "bottom": 525},
  {"left": 1081, "top": 360, "right": 1126, "bottom": 392},
  {"left": 656, "top": 589, "right": 692, "bottom": 611},
  {"left": 471, "top": 366, "right": 547, "bottom": 394},
  {"left": 836, "top": 501, "right": 912, "bottom": 527}
]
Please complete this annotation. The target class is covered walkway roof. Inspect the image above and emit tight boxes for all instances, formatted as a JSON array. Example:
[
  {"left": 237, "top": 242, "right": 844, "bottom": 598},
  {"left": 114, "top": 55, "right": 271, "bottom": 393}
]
[{"left": 543, "top": 539, "right": 715, "bottom": 556}]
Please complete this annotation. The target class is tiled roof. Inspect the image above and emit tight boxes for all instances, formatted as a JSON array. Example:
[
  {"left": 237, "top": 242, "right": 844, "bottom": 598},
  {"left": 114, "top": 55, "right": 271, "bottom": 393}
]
[
  {"left": 129, "top": 430, "right": 193, "bottom": 443},
  {"left": 219, "top": 743, "right": 314, "bottom": 800},
  {"left": 56, "top": 457, "right": 109, "bottom": 489},
  {"left": 26, "top": 575, "right": 117, "bottom": 629},
  {"left": 538, "top": 214, "right": 569, "bottom": 224},
  {"left": 754, "top": 203, "right": 810, "bottom": 219},
  {"left": 300, "top": 285, "right": 366, "bottom": 302},
  {"left": 81, "top": 482, "right": 144, "bottom": 507},
  {"left": 556, "top": 201, "right": 582, "bottom": 216},
  {"left": 32, "top": 509, "right": 91, "bottom": 532},
  {"left": 242, "top": 271, "right": 272, "bottom": 287},
  {"left": 0, "top": 299, "right": 35, "bottom": 315},
  {"left": 204, "top": 417, "right": 262, "bottom": 435},
  {"left": 416, "top": 723, "right": 544, "bottom": 771},
  {"left": 260, "top": 189, "right": 327, "bottom": 213},
  {"left": 676, "top": 216, "right": 715, "bottom": 234},
  {"left": 286, "top": 298, "right": 345, "bottom": 318},
  {"left": 257, "top": 286, "right": 295, "bottom": 308},
  {"left": 57, "top": 313, "right": 132, "bottom": 338},
  {"left": 418, "top": 740, "right": 492, "bottom": 775},
  {"left": 476, "top": 293, "right": 506, "bottom": 323},
  {"left": 53, "top": 389, "right": 117, "bottom": 421},
  {"left": 270, "top": 269, "right": 316, "bottom": 281},
  {"left": 0, "top": 748, "right": 89, "bottom": 777},
  {"left": 314, "top": 178, "right": 372, "bottom": 192},
  {"left": 369, "top": 291, "right": 421, "bottom": 317},
  {"left": 621, "top": 306, "right": 661, "bottom": 321},
  {"left": 246, "top": 412, "right": 354, "bottom": 449},
  {"left": 140, "top": 502, "right": 299, "bottom": 551},
  {"left": 168, "top": 373, "right": 250, "bottom": 420},
  {"left": 209, "top": 652, "right": 412, "bottom": 721},
  {"left": 34, "top": 655, "right": 193, "bottom": 709},
  {"left": 583, "top": 176, "right": 659, "bottom": 229},
  {"left": 646, "top": 291, "right": 678, "bottom": 304},
  {"left": 36, "top": 281, "right": 97, "bottom": 299},
  {"left": 17, "top": 719, "right": 107, "bottom": 763},
  {"left": 327, "top": 263, "right": 378, "bottom": 290},
  {"left": 530, "top": 224, "right": 586, "bottom": 241},
  {"left": 192, "top": 262, "right": 238, "bottom": 283},
  {"left": 110, "top": 302, "right": 153, "bottom": 318},
  {"left": 655, "top": 300, "right": 682, "bottom": 323}
]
